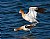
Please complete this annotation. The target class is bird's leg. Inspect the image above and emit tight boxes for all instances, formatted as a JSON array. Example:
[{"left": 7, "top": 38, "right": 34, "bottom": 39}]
[
  {"left": 36, "top": 20, "right": 39, "bottom": 23},
  {"left": 35, "top": 19, "right": 39, "bottom": 23},
  {"left": 29, "top": 29, "right": 32, "bottom": 34},
  {"left": 28, "top": 30, "right": 33, "bottom": 36},
  {"left": 29, "top": 30, "right": 32, "bottom": 34}
]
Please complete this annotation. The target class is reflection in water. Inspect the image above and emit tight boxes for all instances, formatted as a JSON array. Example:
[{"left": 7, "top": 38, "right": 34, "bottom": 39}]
[
  {"left": 13, "top": 23, "right": 38, "bottom": 39},
  {"left": 14, "top": 23, "right": 37, "bottom": 34},
  {"left": 13, "top": 23, "right": 37, "bottom": 39}
]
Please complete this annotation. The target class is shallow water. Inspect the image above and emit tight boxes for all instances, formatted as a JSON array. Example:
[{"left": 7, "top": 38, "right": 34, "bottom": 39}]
[{"left": 1, "top": 0, "right": 50, "bottom": 39}]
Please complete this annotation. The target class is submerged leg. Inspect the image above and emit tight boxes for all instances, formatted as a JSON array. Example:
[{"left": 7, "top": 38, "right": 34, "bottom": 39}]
[
  {"left": 30, "top": 31, "right": 32, "bottom": 34},
  {"left": 28, "top": 30, "right": 33, "bottom": 36}
]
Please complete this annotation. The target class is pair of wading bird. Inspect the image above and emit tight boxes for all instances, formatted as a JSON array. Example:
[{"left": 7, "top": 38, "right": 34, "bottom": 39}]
[{"left": 14, "top": 7, "right": 46, "bottom": 33}]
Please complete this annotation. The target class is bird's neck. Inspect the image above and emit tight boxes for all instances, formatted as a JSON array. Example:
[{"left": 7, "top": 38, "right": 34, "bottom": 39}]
[{"left": 21, "top": 12, "right": 25, "bottom": 17}]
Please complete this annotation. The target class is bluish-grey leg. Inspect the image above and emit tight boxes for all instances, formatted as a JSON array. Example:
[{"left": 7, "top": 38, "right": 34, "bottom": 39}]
[
  {"left": 30, "top": 31, "right": 32, "bottom": 34},
  {"left": 28, "top": 30, "right": 33, "bottom": 36}
]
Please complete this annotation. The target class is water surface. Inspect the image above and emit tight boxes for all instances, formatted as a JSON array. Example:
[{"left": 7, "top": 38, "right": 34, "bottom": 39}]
[{"left": 1, "top": 0, "right": 50, "bottom": 39}]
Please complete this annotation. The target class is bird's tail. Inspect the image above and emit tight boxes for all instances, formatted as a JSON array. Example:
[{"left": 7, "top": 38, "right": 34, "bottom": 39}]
[{"left": 35, "top": 8, "right": 46, "bottom": 13}]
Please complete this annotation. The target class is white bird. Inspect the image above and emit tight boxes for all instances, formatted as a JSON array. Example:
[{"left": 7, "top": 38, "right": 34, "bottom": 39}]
[{"left": 19, "top": 7, "right": 45, "bottom": 23}]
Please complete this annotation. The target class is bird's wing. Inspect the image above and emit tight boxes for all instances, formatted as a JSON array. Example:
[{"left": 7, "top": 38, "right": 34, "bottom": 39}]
[{"left": 29, "top": 11, "right": 37, "bottom": 19}]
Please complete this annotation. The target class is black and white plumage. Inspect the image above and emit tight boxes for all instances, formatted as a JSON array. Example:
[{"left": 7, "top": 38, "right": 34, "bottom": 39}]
[{"left": 19, "top": 7, "right": 46, "bottom": 23}]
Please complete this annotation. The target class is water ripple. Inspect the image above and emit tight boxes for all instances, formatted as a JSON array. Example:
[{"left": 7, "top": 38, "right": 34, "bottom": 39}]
[{"left": 1, "top": 0, "right": 50, "bottom": 39}]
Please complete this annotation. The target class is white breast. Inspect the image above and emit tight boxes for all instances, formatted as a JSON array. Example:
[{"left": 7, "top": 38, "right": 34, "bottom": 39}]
[{"left": 22, "top": 14, "right": 31, "bottom": 21}]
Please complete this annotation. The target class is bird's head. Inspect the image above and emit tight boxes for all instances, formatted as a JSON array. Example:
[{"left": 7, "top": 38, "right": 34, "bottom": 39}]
[{"left": 19, "top": 9, "right": 24, "bottom": 14}]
